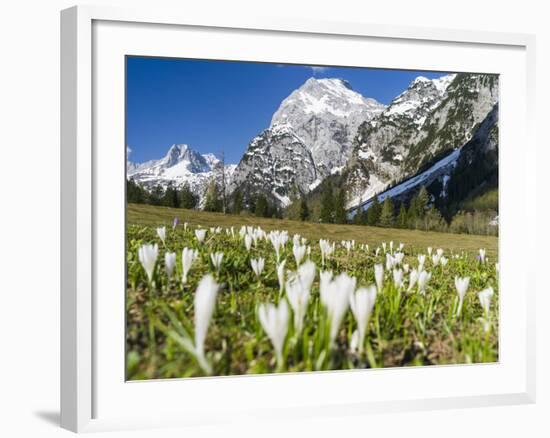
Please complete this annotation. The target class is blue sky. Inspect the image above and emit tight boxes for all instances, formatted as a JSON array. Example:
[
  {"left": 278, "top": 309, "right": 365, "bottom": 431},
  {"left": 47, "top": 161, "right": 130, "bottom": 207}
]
[{"left": 126, "top": 57, "right": 450, "bottom": 164}]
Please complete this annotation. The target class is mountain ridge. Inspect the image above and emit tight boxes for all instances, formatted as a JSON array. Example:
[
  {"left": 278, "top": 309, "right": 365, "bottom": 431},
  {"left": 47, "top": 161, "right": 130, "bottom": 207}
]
[{"left": 127, "top": 73, "right": 498, "bottom": 215}]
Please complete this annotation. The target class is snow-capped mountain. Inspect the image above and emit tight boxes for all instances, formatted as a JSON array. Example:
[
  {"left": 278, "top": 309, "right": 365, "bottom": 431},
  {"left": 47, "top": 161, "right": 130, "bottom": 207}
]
[
  {"left": 231, "top": 77, "right": 385, "bottom": 205},
  {"left": 345, "top": 73, "right": 498, "bottom": 210},
  {"left": 271, "top": 78, "right": 385, "bottom": 175},
  {"left": 382, "top": 75, "right": 456, "bottom": 128},
  {"left": 127, "top": 144, "right": 236, "bottom": 203},
  {"left": 349, "top": 102, "right": 498, "bottom": 216}
]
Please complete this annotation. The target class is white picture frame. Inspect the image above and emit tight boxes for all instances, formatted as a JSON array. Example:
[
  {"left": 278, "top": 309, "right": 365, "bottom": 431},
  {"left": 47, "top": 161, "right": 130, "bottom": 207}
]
[{"left": 60, "top": 4, "right": 537, "bottom": 433}]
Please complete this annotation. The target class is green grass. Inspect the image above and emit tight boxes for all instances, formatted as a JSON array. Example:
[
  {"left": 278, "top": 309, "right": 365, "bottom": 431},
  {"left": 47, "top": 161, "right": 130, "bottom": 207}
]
[
  {"left": 126, "top": 203, "right": 499, "bottom": 380},
  {"left": 128, "top": 203, "right": 498, "bottom": 257}
]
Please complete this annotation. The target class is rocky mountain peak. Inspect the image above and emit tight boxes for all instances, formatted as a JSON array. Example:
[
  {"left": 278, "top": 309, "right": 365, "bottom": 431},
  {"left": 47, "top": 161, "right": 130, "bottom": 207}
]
[{"left": 383, "top": 74, "right": 456, "bottom": 127}]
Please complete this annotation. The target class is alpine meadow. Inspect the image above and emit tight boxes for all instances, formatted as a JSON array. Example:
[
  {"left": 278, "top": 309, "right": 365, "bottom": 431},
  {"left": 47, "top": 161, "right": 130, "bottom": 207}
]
[{"left": 126, "top": 58, "right": 499, "bottom": 379}]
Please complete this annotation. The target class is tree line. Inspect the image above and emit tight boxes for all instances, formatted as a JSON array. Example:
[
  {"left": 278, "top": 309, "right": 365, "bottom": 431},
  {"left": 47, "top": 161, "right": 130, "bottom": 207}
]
[
  {"left": 351, "top": 186, "right": 448, "bottom": 231},
  {"left": 128, "top": 177, "right": 497, "bottom": 236},
  {"left": 127, "top": 179, "right": 199, "bottom": 209},
  {"left": 295, "top": 183, "right": 496, "bottom": 236},
  {"left": 128, "top": 178, "right": 283, "bottom": 219}
]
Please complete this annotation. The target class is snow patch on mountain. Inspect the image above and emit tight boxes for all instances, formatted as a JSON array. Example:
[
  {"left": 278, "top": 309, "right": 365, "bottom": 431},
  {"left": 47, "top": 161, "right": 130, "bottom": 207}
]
[{"left": 348, "top": 147, "right": 461, "bottom": 215}]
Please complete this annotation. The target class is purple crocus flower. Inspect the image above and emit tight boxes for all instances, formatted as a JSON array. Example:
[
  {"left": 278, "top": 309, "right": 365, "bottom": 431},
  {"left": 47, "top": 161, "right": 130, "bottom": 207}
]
[{"left": 172, "top": 217, "right": 179, "bottom": 230}]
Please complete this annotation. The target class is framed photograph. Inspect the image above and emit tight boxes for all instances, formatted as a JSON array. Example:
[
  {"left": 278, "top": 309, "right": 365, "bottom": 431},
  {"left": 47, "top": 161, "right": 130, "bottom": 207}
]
[{"left": 61, "top": 5, "right": 536, "bottom": 433}]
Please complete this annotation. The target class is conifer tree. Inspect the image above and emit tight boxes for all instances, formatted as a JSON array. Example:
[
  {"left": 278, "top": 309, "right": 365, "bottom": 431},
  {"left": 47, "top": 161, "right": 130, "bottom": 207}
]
[
  {"left": 416, "top": 185, "right": 430, "bottom": 217},
  {"left": 379, "top": 197, "right": 395, "bottom": 227},
  {"left": 163, "top": 184, "right": 180, "bottom": 208},
  {"left": 299, "top": 197, "right": 310, "bottom": 221},
  {"left": 180, "top": 184, "right": 198, "bottom": 209},
  {"left": 407, "top": 194, "right": 419, "bottom": 228},
  {"left": 320, "top": 181, "right": 334, "bottom": 223},
  {"left": 359, "top": 208, "right": 369, "bottom": 225},
  {"left": 232, "top": 189, "right": 243, "bottom": 214},
  {"left": 334, "top": 189, "right": 347, "bottom": 224},
  {"left": 203, "top": 180, "right": 222, "bottom": 212},
  {"left": 366, "top": 196, "right": 381, "bottom": 225},
  {"left": 254, "top": 194, "right": 268, "bottom": 218},
  {"left": 397, "top": 202, "right": 407, "bottom": 228},
  {"left": 149, "top": 185, "right": 164, "bottom": 206},
  {"left": 127, "top": 179, "right": 146, "bottom": 204}
]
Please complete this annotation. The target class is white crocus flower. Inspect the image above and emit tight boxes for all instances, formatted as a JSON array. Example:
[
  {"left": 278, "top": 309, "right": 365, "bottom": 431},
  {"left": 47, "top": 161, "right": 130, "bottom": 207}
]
[
  {"left": 276, "top": 260, "right": 286, "bottom": 294},
  {"left": 164, "top": 251, "right": 176, "bottom": 278},
  {"left": 319, "top": 239, "right": 334, "bottom": 266},
  {"left": 251, "top": 257, "right": 265, "bottom": 278},
  {"left": 285, "top": 275, "right": 311, "bottom": 334},
  {"left": 297, "top": 261, "right": 316, "bottom": 292},
  {"left": 382, "top": 242, "right": 387, "bottom": 253},
  {"left": 349, "top": 285, "right": 377, "bottom": 354},
  {"left": 342, "top": 240, "right": 353, "bottom": 253},
  {"left": 244, "top": 234, "right": 252, "bottom": 251},
  {"left": 403, "top": 263, "right": 410, "bottom": 273},
  {"left": 432, "top": 254, "right": 441, "bottom": 266},
  {"left": 293, "top": 243, "right": 306, "bottom": 267},
  {"left": 440, "top": 256, "right": 448, "bottom": 267},
  {"left": 454, "top": 276, "right": 470, "bottom": 317},
  {"left": 417, "top": 270, "right": 432, "bottom": 295},
  {"left": 478, "top": 287, "right": 494, "bottom": 332},
  {"left": 375, "top": 247, "right": 381, "bottom": 257},
  {"left": 183, "top": 222, "right": 188, "bottom": 232},
  {"left": 408, "top": 269, "right": 419, "bottom": 292},
  {"left": 393, "top": 252, "right": 404, "bottom": 265},
  {"left": 195, "top": 228, "right": 207, "bottom": 244},
  {"left": 385, "top": 253, "right": 395, "bottom": 271},
  {"left": 436, "top": 248, "right": 444, "bottom": 258},
  {"left": 156, "top": 226, "right": 166, "bottom": 245},
  {"left": 417, "top": 254, "right": 426, "bottom": 271},
  {"left": 323, "top": 273, "right": 356, "bottom": 344},
  {"left": 319, "top": 270, "right": 333, "bottom": 305},
  {"left": 269, "top": 232, "right": 285, "bottom": 263},
  {"left": 389, "top": 241, "right": 394, "bottom": 253},
  {"left": 393, "top": 269, "right": 404, "bottom": 289},
  {"left": 210, "top": 251, "right": 223, "bottom": 273},
  {"left": 479, "top": 248, "right": 486, "bottom": 263},
  {"left": 478, "top": 287, "right": 494, "bottom": 318},
  {"left": 427, "top": 247, "right": 433, "bottom": 256},
  {"left": 193, "top": 274, "right": 220, "bottom": 374},
  {"left": 374, "top": 264, "right": 384, "bottom": 292},
  {"left": 181, "top": 247, "right": 198, "bottom": 284},
  {"left": 258, "top": 300, "right": 289, "bottom": 368},
  {"left": 239, "top": 226, "right": 246, "bottom": 238},
  {"left": 138, "top": 243, "right": 158, "bottom": 283},
  {"left": 398, "top": 243, "right": 404, "bottom": 251}
]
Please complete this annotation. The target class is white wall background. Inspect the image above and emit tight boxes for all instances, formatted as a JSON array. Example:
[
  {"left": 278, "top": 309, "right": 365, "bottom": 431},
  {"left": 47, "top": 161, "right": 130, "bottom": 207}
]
[{"left": 0, "top": 0, "right": 546, "bottom": 436}]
